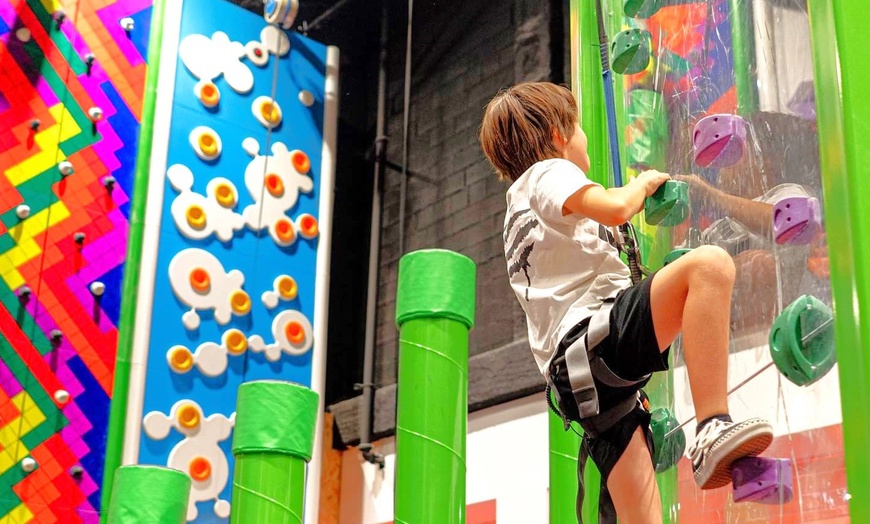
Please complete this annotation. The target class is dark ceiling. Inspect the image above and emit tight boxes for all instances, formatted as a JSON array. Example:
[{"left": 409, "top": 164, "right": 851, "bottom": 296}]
[{"left": 227, "top": 0, "right": 341, "bottom": 32}]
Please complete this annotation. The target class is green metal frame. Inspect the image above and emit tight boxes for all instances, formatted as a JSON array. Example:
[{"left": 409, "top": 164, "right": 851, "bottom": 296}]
[
  {"left": 808, "top": 1, "right": 870, "bottom": 521},
  {"left": 100, "top": 0, "right": 168, "bottom": 519}
]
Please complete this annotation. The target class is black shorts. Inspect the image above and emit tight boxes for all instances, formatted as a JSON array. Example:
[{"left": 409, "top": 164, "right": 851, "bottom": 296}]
[{"left": 552, "top": 273, "right": 670, "bottom": 481}]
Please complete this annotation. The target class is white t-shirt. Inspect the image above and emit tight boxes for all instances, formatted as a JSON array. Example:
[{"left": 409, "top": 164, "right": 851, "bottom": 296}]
[{"left": 503, "top": 158, "right": 632, "bottom": 374}]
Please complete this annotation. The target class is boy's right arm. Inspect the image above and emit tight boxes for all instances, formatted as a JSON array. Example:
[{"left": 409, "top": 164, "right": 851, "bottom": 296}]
[{"left": 562, "top": 170, "right": 670, "bottom": 226}]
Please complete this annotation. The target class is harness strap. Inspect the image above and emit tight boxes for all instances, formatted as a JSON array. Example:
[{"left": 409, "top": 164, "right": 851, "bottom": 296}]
[{"left": 577, "top": 391, "right": 640, "bottom": 439}]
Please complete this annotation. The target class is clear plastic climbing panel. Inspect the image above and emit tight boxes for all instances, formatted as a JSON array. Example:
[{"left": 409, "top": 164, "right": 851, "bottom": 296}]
[{"left": 572, "top": 0, "right": 845, "bottom": 521}]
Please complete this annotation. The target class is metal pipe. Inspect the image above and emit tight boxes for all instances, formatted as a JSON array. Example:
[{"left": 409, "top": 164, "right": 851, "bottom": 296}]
[
  {"left": 358, "top": 0, "right": 389, "bottom": 468},
  {"left": 398, "top": 0, "right": 413, "bottom": 257}
]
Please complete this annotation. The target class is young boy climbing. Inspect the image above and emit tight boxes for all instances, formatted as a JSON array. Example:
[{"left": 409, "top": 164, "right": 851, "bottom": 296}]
[{"left": 479, "top": 81, "right": 773, "bottom": 523}]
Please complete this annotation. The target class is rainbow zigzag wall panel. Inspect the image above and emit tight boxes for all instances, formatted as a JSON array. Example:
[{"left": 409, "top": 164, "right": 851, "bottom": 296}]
[
  {"left": 0, "top": 0, "right": 151, "bottom": 522},
  {"left": 116, "top": 0, "right": 337, "bottom": 522}
]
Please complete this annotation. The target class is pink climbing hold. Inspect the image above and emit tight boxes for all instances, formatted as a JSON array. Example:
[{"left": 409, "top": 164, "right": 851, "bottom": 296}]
[
  {"left": 732, "top": 457, "right": 794, "bottom": 504},
  {"left": 693, "top": 114, "right": 747, "bottom": 169},
  {"left": 773, "top": 196, "right": 821, "bottom": 245}
]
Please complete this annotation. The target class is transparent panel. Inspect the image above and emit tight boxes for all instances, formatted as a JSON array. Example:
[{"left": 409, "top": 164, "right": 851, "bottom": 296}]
[{"left": 573, "top": 0, "right": 847, "bottom": 521}]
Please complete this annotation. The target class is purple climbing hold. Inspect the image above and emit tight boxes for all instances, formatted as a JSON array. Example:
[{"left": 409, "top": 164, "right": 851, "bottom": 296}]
[
  {"left": 788, "top": 80, "right": 816, "bottom": 122},
  {"left": 693, "top": 114, "right": 747, "bottom": 169},
  {"left": 773, "top": 196, "right": 822, "bottom": 245},
  {"left": 732, "top": 457, "right": 794, "bottom": 504}
]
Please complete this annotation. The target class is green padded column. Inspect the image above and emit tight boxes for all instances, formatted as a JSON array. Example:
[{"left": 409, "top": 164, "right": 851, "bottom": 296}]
[
  {"left": 728, "top": 0, "right": 759, "bottom": 115},
  {"left": 394, "top": 249, "right": 475, "bottom": 524},
  {"left": 230, "top": 380, "right": 319, "bottom": 524},
  {"left": 106, "top": 465, "right": 191, "bottom": 524},
  {"left": 808, "top": 1, "right": 870, "bottom": 519}
]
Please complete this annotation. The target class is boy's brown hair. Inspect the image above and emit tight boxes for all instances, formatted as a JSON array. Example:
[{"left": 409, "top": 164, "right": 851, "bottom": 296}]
[{"left": 479, "top": 82, "right": 578, "bottom": 182}]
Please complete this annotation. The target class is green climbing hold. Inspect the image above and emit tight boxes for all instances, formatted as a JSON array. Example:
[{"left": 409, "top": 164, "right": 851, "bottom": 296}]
[
  {"left": 645, "top": 180, "right": 689, "bottom": 227},
  {"left": 650, "top": 408, "right": 685, "bottom": 473},
  {"left": 769, "top": 295, "right": 836, "bottom": 387},
  {"left": 663, "top": 248, "right": 692, "bottom": 266},
  {"left": 624, "top": 0, "right": 662, "bottom": 18},
  {"left": 611, "top": 29, "right": 652, "bottom": 75}
]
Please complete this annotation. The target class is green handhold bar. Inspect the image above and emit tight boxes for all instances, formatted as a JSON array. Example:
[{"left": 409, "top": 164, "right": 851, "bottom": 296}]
[
  {"left": 769, "top": 295, "right": 837, "bottom": 387},
  {"left": 106, "top": 465, "right": 191, "bottom": 524},
  {"left": 663, "top": 248, "right": 692, "bottom": 266},
  {"left": 650, "top": 408, "right": 686, "bottom": 473},
  {"left": 230, "top": 380, "right": 320, "bottom": 524},
  {"left": 611, "top": 29, "right": 652, "bottom": 75},
  {"left": 395, "top": 249, "right": 476, "bottom": 524},
  {"left": 645, "top": 180, "right": 690, "bottom": 227}
]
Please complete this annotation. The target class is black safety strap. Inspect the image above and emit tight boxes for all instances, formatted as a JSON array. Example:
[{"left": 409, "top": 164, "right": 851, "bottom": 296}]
[{"left": 577, "top": 440, "right": 618, "bottom": 524}]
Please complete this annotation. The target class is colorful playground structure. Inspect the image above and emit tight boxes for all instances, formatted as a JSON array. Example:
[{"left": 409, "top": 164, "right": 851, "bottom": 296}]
[{"left": 0, "top": 0, "right": 868, "bottom": 522}]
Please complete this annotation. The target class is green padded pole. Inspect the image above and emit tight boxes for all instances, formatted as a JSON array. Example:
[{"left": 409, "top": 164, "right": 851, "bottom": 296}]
[
  {"left": 807, "top": 1, "right": 870, "bottom": 520},
  {"left": 230, "top": 380, "right": 319, "bottom": 524},
  {"left": 727, "top": 0, "right": 760, "bottom": 115},
  {"left": 394, "top": 249, "right": 476, "bottom": 524},
  {"left": 106, "top": 465, "right": 191, "bottom": 524}
]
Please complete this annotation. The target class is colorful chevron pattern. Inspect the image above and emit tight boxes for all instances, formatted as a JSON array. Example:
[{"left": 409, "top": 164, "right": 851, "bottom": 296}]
[{"left": 0, "top": 0, "right": 150, "bottom": 521}]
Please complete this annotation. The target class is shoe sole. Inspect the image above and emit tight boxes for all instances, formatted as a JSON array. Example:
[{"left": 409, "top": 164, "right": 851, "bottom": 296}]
[{"left": 695, "top": 421, "right": 773, "bottom": 490}]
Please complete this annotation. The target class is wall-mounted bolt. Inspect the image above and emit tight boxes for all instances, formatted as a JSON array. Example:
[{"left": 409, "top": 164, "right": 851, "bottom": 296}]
[
  {"left": 21, "top": 457, "right": 37, "bottom": 473},
  {"left": 16, "top": 205, "right": 30, "bottom": 219},
  {"left": 90, "top": 281, "right": 105, "bottom": 297},
  {"left": 50, "top": 329, "right": 63, "bottom": 342},
  {"left": 103, "top": 176, "right": 116, "bottom": 190},
  {"left": 70, "top": 465, "right": 84, "bottom": 480},
  {"left": 88, "top": 107, "right": 103, "bottom": 122},
  {"left": 54, "top": 389, "right": 70, "bottom": 405},
  {"left": 120, "top": 17, "right": 134, "bottom": 31},
  {"left": 17, "top": 286, "right": 31, "bottom": 299},
  {"left": 29, "top": 119, "right": 40, "bottom": 131},
  {"left": 54, "top": 10, "right": 66, "bottom": 25},
  {"left": 74, "top": 232, "right": 85, "bottom": 245},
  {"left": 59, "top": 161, "right": 74, "bottom": 177},
  {"left": 85, "top": 53, "right": 95, "bottom": 66}
]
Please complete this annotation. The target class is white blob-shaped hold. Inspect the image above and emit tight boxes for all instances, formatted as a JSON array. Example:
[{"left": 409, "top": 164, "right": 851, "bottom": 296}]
[
  {"left": 144, "top": 401, "right": 235, "bottom": 521},
  {"left": 182, "top": 310, "right": 201, "bottom": 330},
  {"left": 21, "top": 458, "right": 37, "bottom": 473},
  {"left": 194, "top": 342, "right": 228, "bottom": 377},
  {"left": 252, "top": 96, "right": 283, "bottom": 129},
  {"left": 299, "top": 90, "right": 315, "bottom": 107},
  {"left": 16, "top": 28, "right": 31, "bottom": 42},
  {"left": 241, "top": 142, "right": 315, "bottom": 245},
  {"left": 53, "top": 390, "right": 70, "bottom": 405},
  {"left": 189, "top": 126, "right": 222, "bottom": 161},
  {"left": 169, "top": 248, "right": 248, "bottom": 327},
  {"left": 248, "top": 309, "right": 313, "bottom": 361},
  {"left": 179, "top": 32, "right": 253, "bottom": 94},
  {"left": 262, "top": 291, "right": 279, "bottom": 310},
  {"left": 16, "top": 205, "right": 30, "bottom": 219},
  {"left": 88, "top": 107, "right": 103, "bottom": 122},
  {"left": 90, "top": 281, "right": 105, "bottom": 296},
  {"left": 120, "top": 17, "right": 134, "bottom": 31},
  {"left": 214, "top": 500, "right": 231, "bottom": 519},
  {"left": 242, "top": 137, "right": 259, "bottom": 157},
  {"left": 260, "top": 25, "right": 291, "bottom": 56},
  {"left": 166, "top": 164, "right": 245, "bottom": 242},
  {"left": 59, "top": 161, "right": 74, "bottom": 176},
  {"left": 245, "top": 41, "right": 269, "bottom": 67}
]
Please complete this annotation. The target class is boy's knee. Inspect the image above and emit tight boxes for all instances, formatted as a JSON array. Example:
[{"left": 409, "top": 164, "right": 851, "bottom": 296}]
[{"left": 688, "top": 245, "right": 736, "bottom": 284}]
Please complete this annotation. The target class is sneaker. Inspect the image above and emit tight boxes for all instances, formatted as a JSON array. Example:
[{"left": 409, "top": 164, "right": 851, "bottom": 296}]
[{"left": 686, "top": 417, "right": 773, "bottom": 489}]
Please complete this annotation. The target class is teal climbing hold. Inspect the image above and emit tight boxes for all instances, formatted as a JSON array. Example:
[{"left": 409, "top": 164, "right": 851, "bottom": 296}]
[
  {"left": 650, "top": 408, "right": 685, "bottom": 473},
  {"left": 645, "top": 180, "right": 689, "bottom": 227},
  {"left": 663, "top": 248, "right": 692, "bottom": 266},
  {"left": 769, "top": 295, "right": 836, "bottom": 387},
  {"left": 611, "top": 29, "right": 652, "bottom": 75},
  {"left": 624, "top": 0, "right": 662, "bottom": 18}
]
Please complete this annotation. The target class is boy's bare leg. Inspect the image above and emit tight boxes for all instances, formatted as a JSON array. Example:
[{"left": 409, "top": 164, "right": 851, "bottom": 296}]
[
  {"left": 648, "top": 245, "right": 734, "bottom": 423},
  {"left": 607, "top": 427, "right": 663, "bottom": 524}
]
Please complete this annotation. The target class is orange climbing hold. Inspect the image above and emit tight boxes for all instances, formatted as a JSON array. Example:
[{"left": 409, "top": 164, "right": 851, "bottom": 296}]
[
  {"left": 265, "top": 174, "right": 284, "bottom": 197},
  {"left": 277, "top": 276, "right": 298, "bottom": 300},
  {"left": 292, "top": 150, "right": 310, "bottom": 173},
  {"left": 199, "top": 133, "right": 218, "bottom": 157},
  {"left": 186, "top": 205, "right": 207, "bottom": 230},
  {"left": 200, "top": 82, "right": 220, "bottom": 107},
  {"left": 298, "top": 214, "right": 318, "bottom": 238},
  {"left": 189, "top": 456, "right": 212, "bottom": 481},
  {"left": 260, "top": 101, "right": 281, "bottom": 124},
  {"left": 275, "top": 218, "right": 296, "bottom": 245},
  {"left": 169, "top": 346, "right": 194, "bottom": 373},
  {"left": 190, "top": 268, "right": 211, "bottom": 293},
  {"left": 231, "top": 290, "right": 252, "bottom": 315},
  {"left": 285, "top": 321, "right": 305, "bottom": 345},
  {"left": 225, "top": 329, "right": 248, "bottom": 354},
  {"left": 178, "top": 404, "right": 200, "bottom": 429},
  {"left": 214, "top": 183, "right": 235, "bottom": 208}
]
